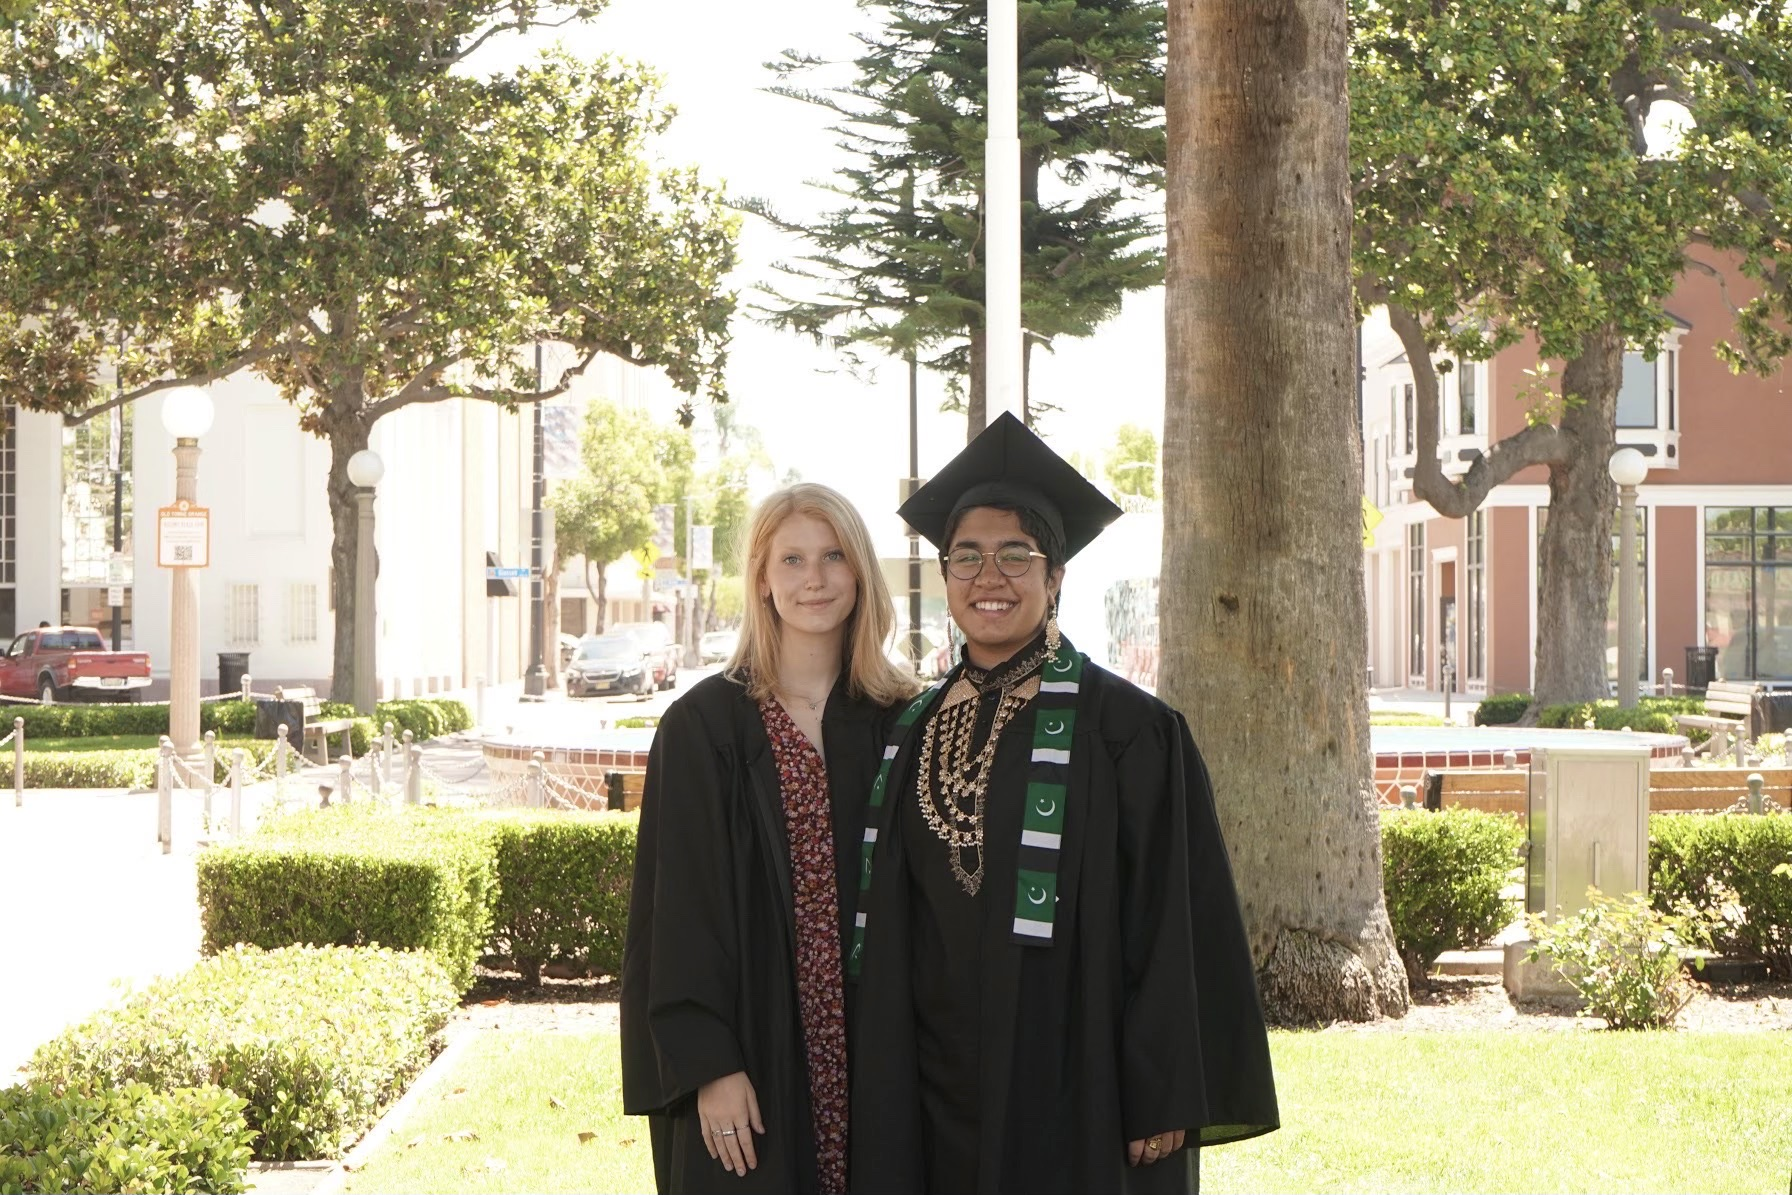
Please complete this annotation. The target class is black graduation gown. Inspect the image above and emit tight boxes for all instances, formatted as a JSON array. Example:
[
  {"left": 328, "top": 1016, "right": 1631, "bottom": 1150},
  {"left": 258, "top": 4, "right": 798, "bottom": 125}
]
[
  {"left": 621, "top": 672, "right": 886, "bottom": 1194},
  {"left": 850, "top": 660, "right": 1279, "bottom": 1195}
]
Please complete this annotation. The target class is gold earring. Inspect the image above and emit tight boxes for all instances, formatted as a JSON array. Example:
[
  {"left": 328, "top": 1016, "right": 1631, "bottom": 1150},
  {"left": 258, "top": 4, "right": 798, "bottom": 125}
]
[{"left": 1045, "top": 599, "right": 1062, "bottom": 658}]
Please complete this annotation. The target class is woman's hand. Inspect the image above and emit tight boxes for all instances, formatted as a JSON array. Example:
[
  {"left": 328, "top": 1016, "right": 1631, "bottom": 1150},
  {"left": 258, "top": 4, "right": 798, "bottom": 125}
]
[
  {"left": 698, "top": 1071, "right": 765, "bottom": 1177},
  {"left": 1127, "top": 1128, "right": 1187, "bottom": 1167}
]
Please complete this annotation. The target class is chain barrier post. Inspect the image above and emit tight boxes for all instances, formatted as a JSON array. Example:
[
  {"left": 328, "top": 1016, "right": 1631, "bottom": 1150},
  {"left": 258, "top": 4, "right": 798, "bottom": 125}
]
[
  {"left": 381, "top": 722, "right": 395, "bottom": 789},
  {"left": 201, "top": 730, "right": 218, "bottom": 826},
  {"left": 475, "top": 674, "right": 486, "bottom": 729},
  {"left": 1660, "top": 667, "right": 1674, "bottom": 697},
  {"left": 400, "top": 729, "right": 413, "bottom": 792},
  {"left": 241, "top": 673, "right": 254, "bottom": 702},
  {"left": 528, "top": 752, "right": 546, "bottom": 808},
  {"left": 157, "top": 739, "right": 174, "bottom": 854},
  {"left": 275, "top": 724, "right": 289, "bottom": 801},
  {"left": 338, "top": 755, "right": 354, "bottom": 805},
  {"left": 230, "top": 748, "right": 246, "bottom": 837},
  {"left": 407, "top": 745, "right": 423, "bottom": 805},
  {"left": 11, "top": 716, "right": 22, "bottom": 807}
]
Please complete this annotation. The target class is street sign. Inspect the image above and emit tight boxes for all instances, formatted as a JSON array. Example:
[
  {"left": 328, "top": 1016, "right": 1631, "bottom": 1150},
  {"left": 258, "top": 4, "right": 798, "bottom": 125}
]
[
  {"left": 107, "top": 586, "right": 124, "bottom": 607},
  {"left": 486, "top": 566, "right": 532, "bottom": 579},
  {"left": 1362, "top": 497, "right": 1385, "bottom": 548},
  {"left": 157, "top": 502, "right": 210, "bottom": 569},
  {"left": 106, "top": 552, "right": 128, "bottom": 587}
]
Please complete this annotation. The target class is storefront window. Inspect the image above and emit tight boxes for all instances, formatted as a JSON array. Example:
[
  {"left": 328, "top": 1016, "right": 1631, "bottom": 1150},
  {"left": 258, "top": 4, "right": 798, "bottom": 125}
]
[{"left": 1703, "top": 507, "right": 1792, "bottom": 679}]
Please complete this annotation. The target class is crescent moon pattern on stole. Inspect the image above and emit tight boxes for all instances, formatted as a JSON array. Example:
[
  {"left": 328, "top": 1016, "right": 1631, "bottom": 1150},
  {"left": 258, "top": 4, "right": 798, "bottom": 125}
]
[
  {"left": 1051, "top": 656, "right": 1075, "bottom": 674},
  {"left": 1034, "top": 796, "right": 1056, "bottom": 818},
  {"left": 1044, "top": 718, "right": 1065, "bottom": 736},
  {"left": 1027, "top": 886, "right": 1049, "bottom": 905}
]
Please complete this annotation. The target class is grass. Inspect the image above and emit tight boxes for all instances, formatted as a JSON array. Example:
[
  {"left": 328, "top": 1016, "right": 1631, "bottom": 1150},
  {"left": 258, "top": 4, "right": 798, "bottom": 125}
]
[
  {"left": 23, "top": 734, "right": 261, "bottom": 754},
  {"left": 1369, "top": 712, "right": 1453, "bottom": 727},
  {"left": 346, "top": 1029, "right": 1792, "bottom": 1194}
]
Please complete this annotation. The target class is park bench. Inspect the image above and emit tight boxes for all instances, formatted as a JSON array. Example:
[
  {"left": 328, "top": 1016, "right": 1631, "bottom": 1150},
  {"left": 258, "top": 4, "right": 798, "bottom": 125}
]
[
  {"left": 605, "top": 769, "right": 646, "bottom": 812},
  {"left": 1674, "top": 680, "right": 1759, "bottom": 762},
  {"left": 275, "top": 685, "right": 357, "bottom": 765}
]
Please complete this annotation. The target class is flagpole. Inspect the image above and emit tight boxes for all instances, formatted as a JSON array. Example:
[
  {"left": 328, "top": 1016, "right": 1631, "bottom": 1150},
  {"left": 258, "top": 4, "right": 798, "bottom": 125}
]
[{"left": 985, "top": 0, "right": 1023, "bottom": 422}]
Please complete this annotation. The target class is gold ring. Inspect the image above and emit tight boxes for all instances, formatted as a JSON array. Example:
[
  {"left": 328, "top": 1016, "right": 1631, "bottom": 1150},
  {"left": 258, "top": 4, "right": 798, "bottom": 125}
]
[{"left": 1148, "top": 1138, "right": 1160, "bottom": 1152}]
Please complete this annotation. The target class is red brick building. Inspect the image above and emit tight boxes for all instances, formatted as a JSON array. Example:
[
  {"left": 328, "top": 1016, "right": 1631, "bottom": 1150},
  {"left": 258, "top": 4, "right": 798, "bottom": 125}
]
[{"left": 1362, "top": 263, "right": 1792, "bottom": 696}]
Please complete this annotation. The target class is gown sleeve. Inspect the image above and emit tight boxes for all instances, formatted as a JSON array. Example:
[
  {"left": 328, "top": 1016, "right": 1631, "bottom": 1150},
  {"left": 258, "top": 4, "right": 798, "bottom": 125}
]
[
  {"left": 620, "top": 698, "right": 746, "bottom": 1114},
  {"left": 1114, "top": 708, "right": 1279, "bottom": 1146}
]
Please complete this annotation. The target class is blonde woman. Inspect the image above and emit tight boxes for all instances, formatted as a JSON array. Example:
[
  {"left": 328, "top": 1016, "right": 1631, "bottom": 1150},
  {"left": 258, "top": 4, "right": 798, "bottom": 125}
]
[{"left": 622, "top": 484, "right": 921, "bottom": 1195}]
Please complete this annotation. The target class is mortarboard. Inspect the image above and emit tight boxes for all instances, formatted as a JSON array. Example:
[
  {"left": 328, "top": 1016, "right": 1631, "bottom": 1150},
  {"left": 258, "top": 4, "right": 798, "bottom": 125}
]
[{"left": 898, "top": 411, "right": 1123, "bottom": 560}]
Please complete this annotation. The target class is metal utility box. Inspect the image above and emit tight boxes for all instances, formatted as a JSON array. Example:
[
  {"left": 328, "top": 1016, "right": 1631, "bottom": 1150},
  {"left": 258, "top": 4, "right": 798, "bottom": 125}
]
[{"left": 1506, "top": 741, "right": 1651, "bottom": 999}]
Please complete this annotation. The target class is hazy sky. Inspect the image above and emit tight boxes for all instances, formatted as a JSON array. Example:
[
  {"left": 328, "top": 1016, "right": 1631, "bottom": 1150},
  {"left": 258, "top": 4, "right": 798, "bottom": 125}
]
[{"left": 472, "top": 0, "right": 1165, "bottom": 556}]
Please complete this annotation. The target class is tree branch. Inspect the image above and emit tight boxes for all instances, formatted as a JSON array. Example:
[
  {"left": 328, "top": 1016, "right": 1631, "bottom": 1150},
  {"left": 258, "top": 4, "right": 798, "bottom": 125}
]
[
  {"left": 60, "top": 342, "right": 299, "bottom": 425},
  {"left": 1387, "top": 303, "right": 1571, "bottom": 518},
  {"left": 366, "top": 343, "right": 607, "bottom": 421}
]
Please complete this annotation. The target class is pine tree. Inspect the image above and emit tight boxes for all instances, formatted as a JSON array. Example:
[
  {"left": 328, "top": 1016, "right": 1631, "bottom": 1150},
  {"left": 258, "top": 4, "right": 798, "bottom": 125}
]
[{"left": 753, "top": 0, "right": 1166, "bottom": 440}]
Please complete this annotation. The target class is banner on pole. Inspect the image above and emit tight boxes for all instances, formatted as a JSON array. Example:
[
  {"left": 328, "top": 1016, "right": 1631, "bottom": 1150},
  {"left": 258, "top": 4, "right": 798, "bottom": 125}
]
[
  {"left": 652, "top": 504, "right": 675, "bottom": 557},
  {"left": 690, "top": 525, "right": 714, "bottom": 573}
]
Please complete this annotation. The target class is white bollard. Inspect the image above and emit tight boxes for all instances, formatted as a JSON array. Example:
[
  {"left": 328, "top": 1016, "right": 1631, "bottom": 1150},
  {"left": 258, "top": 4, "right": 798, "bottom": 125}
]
[
  {"left": 230, "top": 748, "right": 245, "bottom": 837},
  {"left": 202, "top": 730, "right": 217, "bottom": 823},
  {"left": 1660, "top": 667, "right": 1674, "bottom": 697},
  {"left": 406, "top": 745, "right": 423, "bottom": 805},
  {"left": 400, "top": 729, "right": 414, "bottom": 792},
  {"left": 366, "top": 745, "right": 381, "bottom": 796},
  {"left": 275, "top": 724, "right": 289, "bottom": 801},
  {"left": 241, "top": 673, "right": 254, "bottom": 702},
  {"left": 338, "top": 755, "right": 354, "bottom": 805},
  {"left": 12, "top": 716, "right": 22, "bottom": 808},
  {"left": 1502, "top": 748, "right": 1518, "bottom": 771},
  {"left": 475, "top": 674, "right": 487, "bottom": 729},
  {"left": 382, "top": 722, "right": 396, "bottom": 789},
  {"left": 528, "top": 752, "right": 546, "bottom": 808},
  {"left": 157, "top": 740, "right": 174, "bottom": 854}
]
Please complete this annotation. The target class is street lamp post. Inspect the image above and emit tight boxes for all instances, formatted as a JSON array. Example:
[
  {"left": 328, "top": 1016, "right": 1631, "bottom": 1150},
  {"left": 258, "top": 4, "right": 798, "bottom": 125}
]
[
  {"left": 524, "top": 344, "right": 548, "bottom": 699},
  {"left": 347, "top": 449, "right": 384, "bottom": 716},
  {"left": 1609, "top": 447, "right": 1649, "bottom": 709},
  {"left": 160, "top": 386, "right": 214, "bottom": 762}
]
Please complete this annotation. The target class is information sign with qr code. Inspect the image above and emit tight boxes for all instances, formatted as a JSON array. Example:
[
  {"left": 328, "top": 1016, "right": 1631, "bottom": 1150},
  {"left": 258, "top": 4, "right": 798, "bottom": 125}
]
[{"left": 157, "top": 502, "right": 211, "bottom": 569}]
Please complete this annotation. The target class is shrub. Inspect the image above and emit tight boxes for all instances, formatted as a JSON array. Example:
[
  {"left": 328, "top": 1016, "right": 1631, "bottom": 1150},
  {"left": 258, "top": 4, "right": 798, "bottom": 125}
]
[
  {"left": 28, "top": 945, "right": 456, "bottom": 1162},
  {"left": 1381, "top": 808, "right": 1523, "bottom": 988},
  {"left": 21, "top": 749, "right": 159, "bottom": 790},
  {"left": 481, "top": 812, "right": 639, "bottom": 981},
  {"left": 1535, "top": 696, "right": 1707, "bottom": 738},
  {"left": 1650, "top": 813, "right": 1792, "bottom": 976},
  {"left": 196, "top": 805, "right": 497, "bottom": 992},
  {"left": 1474, "top": 692, "right": 1532, "bottom": 726},
  {"left": 613, "top": 716, "right": 659, "bottom": 729},
  {"left": 1525, "top": 890, "right": 1709, "bottom": 1029},
  {"left": 0, "top": 1080, "right": 254, "bottom": 1194},
  {"left": 5, "top": 701, "right": 263, "bottom": 741}
]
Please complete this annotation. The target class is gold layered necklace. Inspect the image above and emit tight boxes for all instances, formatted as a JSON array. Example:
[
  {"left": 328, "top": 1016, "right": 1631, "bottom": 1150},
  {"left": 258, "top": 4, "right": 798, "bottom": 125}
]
[{"left": 916, "top": 642, "right": 1050, "bottom": 895}]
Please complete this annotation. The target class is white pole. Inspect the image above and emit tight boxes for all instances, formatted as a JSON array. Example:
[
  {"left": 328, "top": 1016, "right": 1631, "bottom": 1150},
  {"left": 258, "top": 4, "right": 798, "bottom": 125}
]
[
  {"left": 985, "top": 0, "right": 1024, "bottom": 422},
  {"left": 1618, "top": 484, "right": 1639, "bottom": 709}
]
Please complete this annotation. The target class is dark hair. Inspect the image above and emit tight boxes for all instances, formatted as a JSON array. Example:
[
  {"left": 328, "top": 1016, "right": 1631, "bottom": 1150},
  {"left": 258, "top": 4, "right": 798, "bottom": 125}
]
[{"left": 940, "top": 502, "right": 1066, "bottom": 576}]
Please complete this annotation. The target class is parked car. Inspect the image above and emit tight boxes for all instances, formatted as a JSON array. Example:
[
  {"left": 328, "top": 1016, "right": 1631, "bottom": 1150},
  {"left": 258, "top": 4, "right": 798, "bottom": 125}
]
[
  {"left": 608, "top": 621, "right": 679, "bottom": 691},
  {"left": 699, "top": 629, "right": 739, "bottom": 664},
  {"left": 0, "top": 626, "right": 153, "bottom": 704},
  {"left": 565, "top": 635, "right": 656, "bottom": 699}
]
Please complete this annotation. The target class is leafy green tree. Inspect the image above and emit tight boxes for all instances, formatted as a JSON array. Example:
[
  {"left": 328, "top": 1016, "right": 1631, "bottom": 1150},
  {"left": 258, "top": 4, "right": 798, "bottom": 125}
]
[
  {"left": 755, "top": 0, "right": 1165, "bottom": 440},
  {"left": 1352, "top": 0, "right": 1792, "bottom": 704},
  {"left": 548, "top": 401, "right": 666, "bottom": 637},
  {"left": 1105, "top": 422, "right": 1158, "bottom": 499},
  {"left": 0, "top": 0, "right": 737, "bottom": 700}
]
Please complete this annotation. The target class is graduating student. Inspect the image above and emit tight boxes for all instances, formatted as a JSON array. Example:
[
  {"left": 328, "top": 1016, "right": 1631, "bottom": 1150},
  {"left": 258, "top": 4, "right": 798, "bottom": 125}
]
[
  {"left": 622, "top": 484, "right": 921, "bottom": 1194},
  {"left": 848, "top": 414, "right": 1279, "bottom": 1194}
]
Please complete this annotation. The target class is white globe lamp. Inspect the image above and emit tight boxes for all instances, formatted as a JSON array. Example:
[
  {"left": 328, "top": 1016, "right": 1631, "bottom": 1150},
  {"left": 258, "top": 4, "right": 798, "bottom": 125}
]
[
  {"left": 347, "top": 449, "right": 385, "bottom": 489},
  {"left": 160, "top": 386, "right": 215, "bottom": 440}
]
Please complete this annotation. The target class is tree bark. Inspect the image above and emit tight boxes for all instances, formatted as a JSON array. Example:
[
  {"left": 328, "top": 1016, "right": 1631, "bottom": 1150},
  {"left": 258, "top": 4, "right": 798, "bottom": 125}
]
[
  {"left": 589, "top": 559, "right": 608, "bottom": 634},
  {"left": 324, "top": 410, "right": 372, "bottom": 705},
  {"left": 1163, "top": 0, "right": 1408, "bottom": 1023},
  {"left": 1532, "top": 324, "right": 1625, "bottom": 706}
]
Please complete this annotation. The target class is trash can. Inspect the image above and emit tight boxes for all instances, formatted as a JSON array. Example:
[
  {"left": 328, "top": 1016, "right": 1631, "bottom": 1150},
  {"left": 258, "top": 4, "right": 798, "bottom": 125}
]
[
  {"left": 254, "top": 698, "right": 307, "bottom": 740},
  {"left": 1684, "top": 645, "right": 1719, "bottom": 695},
  {"left": 217, "top": 652, "right": 251, "bottom": 698},
  {"left": 1751, "top": 685, "right": 1792, "bottom": 735}
]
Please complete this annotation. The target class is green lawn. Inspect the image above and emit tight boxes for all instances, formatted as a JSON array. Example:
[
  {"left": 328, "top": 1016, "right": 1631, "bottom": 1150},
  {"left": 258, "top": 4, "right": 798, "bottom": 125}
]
[
  {"left": 347, "top": 1029, "right": 1792, "bottom": 1194},
  {"left": 24, "top": 734, "right": 260, "bottom": 754}
]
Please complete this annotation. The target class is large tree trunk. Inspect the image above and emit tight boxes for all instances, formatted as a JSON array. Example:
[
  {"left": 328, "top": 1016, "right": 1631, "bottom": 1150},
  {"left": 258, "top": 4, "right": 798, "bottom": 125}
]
[
  {"left": 589, "top": 559, "right": 608, "bottom": 634},
  {"left": 1164, "top": 0, "right": 1407, "bottom": 1023},
  {"left": 1532, "top": 325, "right": 1625, "bottom": 706},
  {"left": 324, "top": 414, "right": 372, "bottom": 704}
]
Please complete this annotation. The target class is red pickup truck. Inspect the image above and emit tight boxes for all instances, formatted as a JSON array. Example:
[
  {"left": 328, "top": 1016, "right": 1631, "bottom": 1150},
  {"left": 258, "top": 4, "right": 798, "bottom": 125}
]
[{"left": 0, "top": 626, "right": 153, "bottom": 704}]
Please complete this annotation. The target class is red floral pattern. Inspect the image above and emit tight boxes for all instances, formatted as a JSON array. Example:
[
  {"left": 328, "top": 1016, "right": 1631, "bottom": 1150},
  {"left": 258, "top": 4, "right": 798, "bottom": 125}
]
[{"left": 759, "top": 699, "right": 849, "bottom": 1194}]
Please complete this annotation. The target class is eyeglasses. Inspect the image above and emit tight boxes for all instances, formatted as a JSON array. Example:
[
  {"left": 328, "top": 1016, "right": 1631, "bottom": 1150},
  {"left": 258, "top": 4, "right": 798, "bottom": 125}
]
[{"left": 943, "top": 546, "right": 1048, "bottom": 581}]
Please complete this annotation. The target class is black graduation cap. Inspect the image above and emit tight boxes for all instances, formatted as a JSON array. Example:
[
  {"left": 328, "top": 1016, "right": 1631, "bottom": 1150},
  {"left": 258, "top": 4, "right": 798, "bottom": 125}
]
[{"left": 899, "top": 412, "right": 1123, "bottom": 560}]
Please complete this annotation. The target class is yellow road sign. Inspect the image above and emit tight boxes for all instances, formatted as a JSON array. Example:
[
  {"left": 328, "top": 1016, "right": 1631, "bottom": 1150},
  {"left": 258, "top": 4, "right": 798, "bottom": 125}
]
[{"left": 1362, "top": 497, "right": 1385, "bottom": 548}]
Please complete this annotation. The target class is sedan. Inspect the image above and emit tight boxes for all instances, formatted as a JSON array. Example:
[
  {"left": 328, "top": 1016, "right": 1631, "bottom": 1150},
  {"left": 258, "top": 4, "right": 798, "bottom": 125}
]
[
  {"left": 700, "top": 629, "right": 739, "bottom": 664},
  {"left": 565, "top": 636, "right": 656, "bottom": 699}
]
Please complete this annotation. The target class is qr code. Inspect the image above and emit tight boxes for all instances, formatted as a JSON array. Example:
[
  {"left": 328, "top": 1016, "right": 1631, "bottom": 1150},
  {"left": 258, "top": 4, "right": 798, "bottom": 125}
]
[{"left": 174, "top": 545, "right": 193, "bottom": 562}]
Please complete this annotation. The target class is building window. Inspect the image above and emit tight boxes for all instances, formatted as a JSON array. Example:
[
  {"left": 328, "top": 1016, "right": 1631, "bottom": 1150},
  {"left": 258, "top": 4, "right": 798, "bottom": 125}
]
[
  {"left": 1616, "top": 351, "right": 1657, "bottom": 428},
  {"left": 60, "top": 413, "right": 132, "bottom": 588},
  {"left": 1459, "top": 363, "right": 1478, "bottom": 435},
  {"left": 1402, "top": 384, "right": 1415, "bottom": 453},
  {"left": 286, "top": 583, "right": 318, "bottom": 645},
  {"left": 1608, "top": 506, "right": 1648, "bottom": 685},
  {"left": 1666, "top": 350, "right": 1677, "bottom": 431},
  {"left": 1704, "top": 507, "right": 1792, "bottom": 680},
  {"left": 1408, "top": 523, "right": 1426, "bottom": 678},
  {"left": 1466, "top": 510, "right": 1486, "bottom": 683},
  {"left": 228, "top": 584, "right": 260, "bottom": 647}
]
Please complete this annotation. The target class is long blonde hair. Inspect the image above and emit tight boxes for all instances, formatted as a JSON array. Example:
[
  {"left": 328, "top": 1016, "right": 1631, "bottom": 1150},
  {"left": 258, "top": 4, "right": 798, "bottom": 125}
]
[{"left": 727, "top": 484, "right": 922, "bottom": 707}]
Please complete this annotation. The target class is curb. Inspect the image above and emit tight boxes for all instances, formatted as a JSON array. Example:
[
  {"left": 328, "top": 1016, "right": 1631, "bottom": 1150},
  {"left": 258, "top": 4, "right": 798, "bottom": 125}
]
[{"left": 247, "top": 1029, "right": 475, "bottom": 1195}]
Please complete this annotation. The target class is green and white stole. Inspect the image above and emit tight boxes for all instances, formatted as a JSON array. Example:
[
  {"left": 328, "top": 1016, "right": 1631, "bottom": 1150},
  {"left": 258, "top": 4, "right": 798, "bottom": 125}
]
[{"left": 846, "top": 646, "right": 1085, "bottom": 979}]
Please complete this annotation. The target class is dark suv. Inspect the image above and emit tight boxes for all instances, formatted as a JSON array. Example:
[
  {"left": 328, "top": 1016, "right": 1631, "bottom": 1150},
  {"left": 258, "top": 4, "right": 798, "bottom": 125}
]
[
  {"left": 566, "top": 635, "right": 656, "bottom": 698},
  {"left": 607, "top": 621, "right": 679, "bottom": 691}
]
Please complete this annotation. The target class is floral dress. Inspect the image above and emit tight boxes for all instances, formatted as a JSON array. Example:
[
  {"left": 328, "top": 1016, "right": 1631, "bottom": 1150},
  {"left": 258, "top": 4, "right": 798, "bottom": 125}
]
[{"left": 759, "top": 699, "right": 850, "bottom": 1194}]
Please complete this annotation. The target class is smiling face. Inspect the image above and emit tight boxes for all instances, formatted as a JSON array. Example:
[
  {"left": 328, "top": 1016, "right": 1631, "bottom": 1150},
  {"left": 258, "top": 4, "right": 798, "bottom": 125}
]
[
  {"left": 945, "top": 506, "right": 1063, "bottom": 670},
  {"left": 759, "top": 512, "right": 859, "bottom": 642}
]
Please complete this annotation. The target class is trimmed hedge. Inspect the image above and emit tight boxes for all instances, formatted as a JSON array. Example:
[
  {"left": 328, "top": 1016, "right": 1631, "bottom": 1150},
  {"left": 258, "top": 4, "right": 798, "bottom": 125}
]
[
  {"left": 0, "top": 1080, "right": 254, "bottom": 1194},
  {"left": 7, "top": 698, "right": 462, "bottom": 747},
  {"left": 28, "top": 945, "right": 456, "bottom": 1162},
  {"left": 1535, "top": 696, "right": 1707, "bottom": 738},
  {"left": 1651, "top": 813, "right": 1792, "bottom": 977},
  {"left": 199, "top": 805, "right": 640, "bottom": 989},
  {"left": 21, "top": 736, "right": 333, "bottom": 790},
  {"left": 1381, "top": 808, "right": 1524, "bottom": 988},
  {"left": 197, "top": 806, "right": 497, "bottom": 993},
  {"left": 1474, "top": 692, "right": 1531, "bottom": 726},
  {"left": 481, "top": 812, "right": 638, "bottom": 981}
]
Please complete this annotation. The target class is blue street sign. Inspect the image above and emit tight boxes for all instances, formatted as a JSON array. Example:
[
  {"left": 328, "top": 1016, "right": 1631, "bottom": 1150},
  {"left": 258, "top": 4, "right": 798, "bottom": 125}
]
[{"left": 486, "top": 566, "right": 533, "bottom": 579}]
